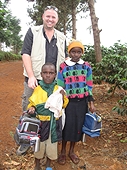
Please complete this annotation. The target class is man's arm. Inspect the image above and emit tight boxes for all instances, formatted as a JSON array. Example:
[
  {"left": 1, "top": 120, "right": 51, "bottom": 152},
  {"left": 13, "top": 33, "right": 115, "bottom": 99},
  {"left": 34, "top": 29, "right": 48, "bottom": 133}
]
[
  {"left": 22, "top": 28, "right": 38, "bottom": 89},
  {"left": 22, "top": 54, "right": 38, "bottom": 89}
]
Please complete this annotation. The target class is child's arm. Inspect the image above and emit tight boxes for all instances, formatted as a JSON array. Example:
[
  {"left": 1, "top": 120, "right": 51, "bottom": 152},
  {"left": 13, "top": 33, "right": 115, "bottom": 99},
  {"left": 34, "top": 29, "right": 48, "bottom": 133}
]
[
  {"left": 89, "top": 101, "right": 96, "bottom": 113},
  {"left": 27, "top": 106, "right": 36, "bottom": 114}
]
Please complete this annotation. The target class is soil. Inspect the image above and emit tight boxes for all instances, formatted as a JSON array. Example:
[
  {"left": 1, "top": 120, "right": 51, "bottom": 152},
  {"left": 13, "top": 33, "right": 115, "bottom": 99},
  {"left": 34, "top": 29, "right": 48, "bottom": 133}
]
[{"left": 0, "top": 60, "right": 127, "bottom": 170}]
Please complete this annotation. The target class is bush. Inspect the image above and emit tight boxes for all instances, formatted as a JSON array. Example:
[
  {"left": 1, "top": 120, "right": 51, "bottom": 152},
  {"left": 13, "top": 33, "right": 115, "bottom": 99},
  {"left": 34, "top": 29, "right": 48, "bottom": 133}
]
[
  {"left": 0, "top": 51, "right": 5, "bottom": 61},
  {"left": 112, "top": 95, "right": 127, "bottom": 116},
  {"left": 93, "top": 54, "right": 127, "bottom": 95},
  {"left": 0, "top": 51, "right": 21, "bottom": 61}
]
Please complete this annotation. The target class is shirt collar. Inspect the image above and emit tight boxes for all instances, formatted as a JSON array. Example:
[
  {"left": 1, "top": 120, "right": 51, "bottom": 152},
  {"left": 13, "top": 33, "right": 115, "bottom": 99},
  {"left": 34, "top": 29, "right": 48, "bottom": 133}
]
[
  {"left": 43, "top": 27, "right": 56, "bottom": 39},
  {"left": 65, "top": 58, "right": 84, "bottom": 66}
]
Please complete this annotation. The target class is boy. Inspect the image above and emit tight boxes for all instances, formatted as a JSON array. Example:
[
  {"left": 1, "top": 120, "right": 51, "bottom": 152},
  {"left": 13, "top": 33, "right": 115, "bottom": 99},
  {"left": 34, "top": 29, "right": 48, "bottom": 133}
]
[{"left": 27, "top": 63, "right": 68, "bottom": 170}]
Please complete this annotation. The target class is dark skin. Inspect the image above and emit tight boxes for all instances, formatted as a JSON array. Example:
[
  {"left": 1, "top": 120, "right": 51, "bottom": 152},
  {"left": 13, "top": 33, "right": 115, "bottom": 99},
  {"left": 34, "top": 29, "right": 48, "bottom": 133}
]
[
  {"left": 28, "top": 64, "right": 65, "bottom": 114},
  {"left": 70, "top": 47, "right": 95, "bottom": 112},
  {"left": 28, "top": 64, "right": 65, "bottom": 168},
  {"left": 28, "top": 64, "right": 57, "bottom": 114},
  {"left": 70, "top": 47, "right": 82, "bottom": 62},
  {"left": 58, "top": 47, "right": 96, "bottom": 165}
]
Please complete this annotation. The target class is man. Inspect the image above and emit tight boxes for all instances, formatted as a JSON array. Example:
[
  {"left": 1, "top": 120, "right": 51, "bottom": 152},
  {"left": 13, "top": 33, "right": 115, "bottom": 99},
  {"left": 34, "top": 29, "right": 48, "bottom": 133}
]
[
  {"left": 21, "top": 5, "right": 67, "bottom": 111},
  {"left": 19, "top": 5, "right": 67, "bottom": 155}
]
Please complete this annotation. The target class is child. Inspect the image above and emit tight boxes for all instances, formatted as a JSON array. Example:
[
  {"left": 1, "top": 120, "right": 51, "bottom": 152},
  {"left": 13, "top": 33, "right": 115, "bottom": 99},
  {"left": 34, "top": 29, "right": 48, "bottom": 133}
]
[
  {"left": 27, "top": 63, "right": 68, "bottom": 170},
  {"left": 57, "top": 40, "right": 96, "bottom": 165}
]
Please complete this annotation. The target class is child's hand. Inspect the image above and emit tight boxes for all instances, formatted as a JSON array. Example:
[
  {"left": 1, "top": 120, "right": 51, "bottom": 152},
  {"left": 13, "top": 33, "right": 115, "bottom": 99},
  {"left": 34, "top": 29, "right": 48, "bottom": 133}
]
[
  {"left": 60, "top": 89, "right": 65, "bottom": 97},
  {"left": 89, "top": 106, "right": 96, "bottom": 113},
  {"left": 27, "top": 106, "right": 35, "bottom": 114},
  {"left": 89, "top": 101, "right": 96, "bottom": 113}
]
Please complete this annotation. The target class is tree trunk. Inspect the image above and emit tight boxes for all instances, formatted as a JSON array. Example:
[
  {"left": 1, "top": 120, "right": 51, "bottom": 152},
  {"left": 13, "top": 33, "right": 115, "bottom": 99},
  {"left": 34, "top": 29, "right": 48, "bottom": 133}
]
[
  {"left": 63, "top": 19, "right": 67, "bottom": 35},
  {"left": 88, "top": 0, "right": 102, "bottom": 63},
  {"left": 72, "top": 1, "right": 77, "bottom": 39},
  {"left": 0, "top": 43, "right": 2, "bottom": 51}
]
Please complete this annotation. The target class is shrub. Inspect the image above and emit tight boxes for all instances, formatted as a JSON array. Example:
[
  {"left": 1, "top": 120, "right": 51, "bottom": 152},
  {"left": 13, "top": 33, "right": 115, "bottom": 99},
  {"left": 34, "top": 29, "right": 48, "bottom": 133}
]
[
  {"left": 93, "top": 54, "right": 127, "bottom": 95},
  {"left": 0, "top": 51, "right": 21, "bottom": 61}
]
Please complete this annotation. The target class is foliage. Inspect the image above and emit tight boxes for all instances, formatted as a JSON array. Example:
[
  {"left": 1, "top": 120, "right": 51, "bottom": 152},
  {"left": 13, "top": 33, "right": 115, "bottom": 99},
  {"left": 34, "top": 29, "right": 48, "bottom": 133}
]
[
  {"left": 0, "top": 51, "right": 21, "bottom": 61},
  {"left": 92, "top": 47, "right": 127, "bottom": 116},
  {"left": 112, "top": 95, "right": 127, "bottom": 116},
  {"left": 82, "top": 45, "right": 96, "bottom": 63},
  {"left": 27, "top": 0, "right": 71, "bottom": 34},
  {"left": 93, "top": 54, "right": 127, "bottom": 93},
  {"left": 0, "top": 1, "right": 10, "bottom": 44},
  {"left": 82, "top": 41, "right": 127, "bottom": 64},
  {"left": 27, "top": 0, "right": 88, "bottom": 35},
  {"left": 109, "top": 41, "right": 127, "bottom": 56},
  {"left": 0, "top": 0, "right": 23, "bottom": 54},
  {"left": 81, "top": 41, "right": 127, "bottom": 116},
  {"left": 0, "top": 1, "right": 7, "bottom": 29}
]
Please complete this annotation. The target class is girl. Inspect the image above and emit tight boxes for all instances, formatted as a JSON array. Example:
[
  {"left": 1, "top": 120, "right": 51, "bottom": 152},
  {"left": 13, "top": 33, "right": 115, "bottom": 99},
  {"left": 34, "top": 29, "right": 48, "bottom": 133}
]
[{"left": 57, "top": 40, "right": 96, "bottom": 165}]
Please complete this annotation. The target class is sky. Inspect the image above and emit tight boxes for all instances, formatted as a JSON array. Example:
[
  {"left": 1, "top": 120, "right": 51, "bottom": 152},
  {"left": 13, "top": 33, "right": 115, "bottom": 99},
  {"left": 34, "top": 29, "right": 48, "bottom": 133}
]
[{"left": 8, "top": 0, "right": 127, "bottom": 47}]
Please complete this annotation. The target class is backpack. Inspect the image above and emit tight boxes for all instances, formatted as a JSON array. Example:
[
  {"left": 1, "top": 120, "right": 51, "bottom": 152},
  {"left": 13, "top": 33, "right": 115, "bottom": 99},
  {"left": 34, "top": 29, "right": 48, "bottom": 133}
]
[
  {"left": 14, "top": 111, "right": 41, "bottom": 153},
  {"left": 82, "top": 112, "right": 102, "bottom": 138}
]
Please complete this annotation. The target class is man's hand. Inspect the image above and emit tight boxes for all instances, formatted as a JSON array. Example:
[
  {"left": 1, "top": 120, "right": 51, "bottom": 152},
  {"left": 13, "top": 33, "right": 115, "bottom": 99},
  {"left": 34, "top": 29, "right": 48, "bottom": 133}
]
[
  {"left": 22, "top": 54, "right": 38, "bottom": 89},
  {"left": 28, "top": 76, "right": 38, "bottom": 89}
]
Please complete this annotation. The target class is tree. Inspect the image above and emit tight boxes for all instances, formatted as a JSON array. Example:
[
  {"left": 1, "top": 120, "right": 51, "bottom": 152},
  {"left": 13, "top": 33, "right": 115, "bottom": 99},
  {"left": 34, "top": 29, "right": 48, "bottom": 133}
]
[
  {"left": 7, "top": 14, "right": 23, "bottom": 54},
  {"left": 0, "top": 0, "right": 23, "bottom": 54},
  {"left": 27, "top": 0, "right": 72, "bottom": 35},
  {"left": 0, "top": 0, "right": 10, "bottom": 48},
  {"left": 0, "top": 1, "right": 6, "bottom": 29},
  {"left": 69, "top": 0, "right": 80, "bottom": 39},
  {"left": 79, "top": 0, "right": 102, "bottom": 62},
  {"left": 87, "top": 0, "right": 102, "bottom": 62},
  {"left": 5, "top": 0, "right": 102, "bottom": 60},
  {"left": 26, "top": 0, "right": 102, "bottom": 62}
]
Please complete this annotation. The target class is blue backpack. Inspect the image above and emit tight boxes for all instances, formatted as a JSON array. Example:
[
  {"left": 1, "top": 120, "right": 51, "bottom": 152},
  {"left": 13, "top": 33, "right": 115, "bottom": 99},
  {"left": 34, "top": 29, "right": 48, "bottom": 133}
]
[{"left": 82, "top": 112, "right": 102, "bottom": 137}]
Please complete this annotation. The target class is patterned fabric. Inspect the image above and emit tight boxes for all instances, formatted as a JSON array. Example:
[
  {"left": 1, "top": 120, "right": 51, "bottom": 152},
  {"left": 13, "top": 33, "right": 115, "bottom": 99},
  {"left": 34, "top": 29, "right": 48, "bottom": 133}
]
[{"left": 57, "top": 58, "right": 93, "bottom": 99}]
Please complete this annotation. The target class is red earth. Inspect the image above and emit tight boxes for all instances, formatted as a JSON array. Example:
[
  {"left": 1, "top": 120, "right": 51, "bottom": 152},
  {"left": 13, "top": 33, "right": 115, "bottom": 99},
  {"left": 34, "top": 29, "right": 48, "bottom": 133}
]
[{"left": 0, "top": 60, "right": 127, "bottom": 170}]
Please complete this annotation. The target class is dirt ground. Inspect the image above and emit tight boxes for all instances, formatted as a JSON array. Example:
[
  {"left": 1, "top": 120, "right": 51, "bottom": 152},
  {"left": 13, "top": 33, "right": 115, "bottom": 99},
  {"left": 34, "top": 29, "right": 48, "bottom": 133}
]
[{"left": 0, "top": 60, "right": 127, "bottom": 170}]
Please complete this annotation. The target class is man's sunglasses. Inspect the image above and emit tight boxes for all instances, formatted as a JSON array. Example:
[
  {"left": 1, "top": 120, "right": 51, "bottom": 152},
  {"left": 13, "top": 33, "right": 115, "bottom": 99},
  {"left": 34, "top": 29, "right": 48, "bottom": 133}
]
[{"left": 44, "top": 6, "right": 58, "bottom": 12}]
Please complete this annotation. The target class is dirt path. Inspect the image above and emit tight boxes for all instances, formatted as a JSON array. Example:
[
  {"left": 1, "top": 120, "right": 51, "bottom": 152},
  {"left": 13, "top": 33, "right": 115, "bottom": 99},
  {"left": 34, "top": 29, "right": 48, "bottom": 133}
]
[{"left": 0, "top": 61, "right": 127, "bottom": 170}]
